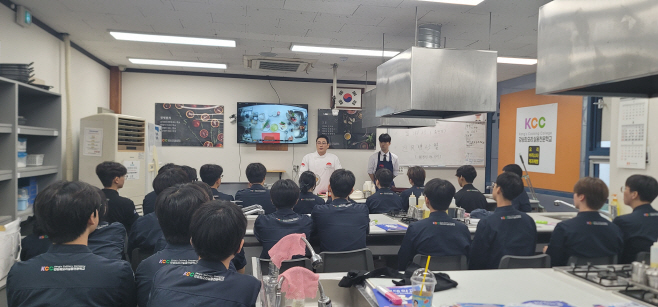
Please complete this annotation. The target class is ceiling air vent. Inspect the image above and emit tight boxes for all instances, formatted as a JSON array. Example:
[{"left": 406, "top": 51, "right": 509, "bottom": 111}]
[{"left": 244, "top": 55, "right": 316, "bottom": 73}]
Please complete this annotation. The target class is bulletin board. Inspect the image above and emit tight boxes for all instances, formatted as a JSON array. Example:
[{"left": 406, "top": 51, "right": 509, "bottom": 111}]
[{"left": 155, "top": 103, "right": 225, "bottom": 147}]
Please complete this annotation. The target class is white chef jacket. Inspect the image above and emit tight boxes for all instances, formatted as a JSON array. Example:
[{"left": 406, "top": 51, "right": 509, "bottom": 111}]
[{"left": 299, "top": 152, "right": 342, "bottom": 194}]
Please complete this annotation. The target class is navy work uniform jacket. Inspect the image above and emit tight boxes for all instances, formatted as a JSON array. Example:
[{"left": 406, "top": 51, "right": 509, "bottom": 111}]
[
  {"left": 20, "top": 234, "right": 51, "bottom": 261},
  {"left": 546, "top": 211, "right": 624, "bottom": 267},
  {"left": 294, "top": 192, "right": 325, "bottom": 214},
  {"left": 142, "top": 191, "right": 157, "bottom": 215},
  {"left": 253, "top": 208, "right": 313, "bottom": 259},
  {"left": 7, "top": 244, "right": 136, "bottom": 307},
  {"left": 398, "top": 211, "right": 471, "bottom": 270},
  {"left": 235, "top": 184, "right": 276, "bottom": 214},
  {"left": 366, "top": 187, "right": 403, "bottom": 214},
  {"left": 311, "top": 198, "right": 370, "bottom": 252},
  {"left": 103, "top": 189, "right": 140, "bottom": 233},
  {"left": 454, "top": 184, "right": 489, "bottom": 213},
  {"left": 147, "top": 259, "right": 260, "bottom": 307},
  {"left": 212, "top": 188, "right": 235, "bottom": 201},
  {"left": 400, "top": 186, "right": 424, "bottom": 211},
  {"left": 512, "top": 191, "right": 532, "bottom": 212},
  {"left": 614, "top": 204, "right": 658, "bottom": 263},
  {"left": 129, "top": 212, "right": 165, "bottom": 255},
  {"left": 88, "top": 221, "right": 126, "bottom": 260},
  {"left": 469, "top": 205, "right": 537, "bottom": 270}
]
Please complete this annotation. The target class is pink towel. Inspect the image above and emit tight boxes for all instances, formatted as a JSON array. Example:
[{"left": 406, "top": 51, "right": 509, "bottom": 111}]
[
  {"left": 279, "top": 267, "right": 320, "bottom": 300},
  {"left": 268, "top": 233, "right": 307, "bottom": 268}
]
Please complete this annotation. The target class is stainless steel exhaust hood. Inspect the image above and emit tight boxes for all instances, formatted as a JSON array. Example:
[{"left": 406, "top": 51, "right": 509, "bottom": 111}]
[
  {"left": 536, "top": 0, "right": 658, "bottom": 97},
  {"left": 376, "top": 47, "right": 497, "bottom": 118},
  {"left": 361, "top": 89, "right": 435, "bottom": 128}
]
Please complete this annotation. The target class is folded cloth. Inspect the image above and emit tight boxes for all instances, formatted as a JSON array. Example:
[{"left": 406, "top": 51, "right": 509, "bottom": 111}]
[
  {"left": 338, "top": 267, "right": 405, "bottom": 288},
  {"left": 269, "top": 233, "right": 307, "bottom": 268},
  {"left": 279, "top": 267, "right": 319, "bottom": 300}
]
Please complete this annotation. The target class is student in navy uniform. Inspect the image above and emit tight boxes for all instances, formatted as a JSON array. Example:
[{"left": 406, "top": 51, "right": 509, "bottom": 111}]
[
  {"left": 181, "top": 165, "right": 198, "bottom": 182},
  {"left": 7, "top": 181, "right": 136, "bottom": 307},
  {"left": 469, "top": 172, "right": 537, "bottom": 270},
  {"left": 136, "top": 183, "right": 211, "bottom": 307},
  {"left": 294, "top": 171, "right": 325, "bottom": 214},
  {"left": 235, "top": 162, "right": 276, "bottom": 214},
  {"left": 454, "top": 165, "right": 488, "bottom": 213},
  {"left": 400, "top": 166, "right": 426, "bottom": 211},
  {"left": 545, "top": 177, "right": 624, "bottom": 267},
  {"left": 96, "top": 161, "right": 140, "bottom": 232},
  {"left": 366, "top": 168, "right": 403, "bottom": 214},
  {"left": 254, "top": 179, "right": 313, "bottom": 259},
  {"left": 200, "top": 164, "right": 235, "bottom": 201},
  {"left": 311, "top": 169, "right": 370, "bottom": 252},
  {"left": 398, "top": 178, "right": 471, "bottom": 270},
  {"left": 148, "top": 201, "right": 261, "bottom": 307},
  {"left": 129, "top": 168, "right": 188, "bottom": 255},
  {"left": 142, "top": 163, "right": 179, "bottom": 215},
  {"left": 614, "top": 175, "right": 658, "bottom": 263},
  {"left": 19, "top": 224, "right": 51, "bottom": 261},
  {"left": 501, "top": 164, "right": 532, "bottom": 212},
  {"left": 88, "top": 187, "right": 127, "bottom": 260}
]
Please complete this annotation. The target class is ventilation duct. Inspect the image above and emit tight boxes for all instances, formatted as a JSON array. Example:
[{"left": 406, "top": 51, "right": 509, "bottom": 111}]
[
  {"left": 417, "top": 24, "right": 441, "bottom": 49},
  {"left": 243, "top": 56, "right": 316, "bottom": 73}
]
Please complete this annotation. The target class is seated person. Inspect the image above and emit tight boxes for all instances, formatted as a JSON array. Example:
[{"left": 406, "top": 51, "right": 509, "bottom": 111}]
[
  {"left": 366, "top": 168, "right": 403, "bottom": 214},
  {"left": 135, "top": 183, "right": 211, "bottom": 307},
  {"left": 311, "top": 169, "right": 370, "bottom": 252},
  {"left": 235, "top": 163, "right": 275, "bottom": 214},
  {"left": 88, "top": 187, "right": 127, "bottom": 260},
  {"left": 96, "top": 161, "right": 139, "bottom": 232},
  {"left": 142, "top": 163, "right": 179, "bottom": 215},
  {"left": 397, "top": 178, "right": 471, "bottom": 270},
  {"left": 454, "top": 165, "right": 488, "bottom": 213},
  {"left": 400, "top": 166, "right": 426, "bottom": 211},
  {"left": 8, "top": 181, "right": 136, "bottom": 307},
  {"left": 129, "top": 168, "right": 188, "bottom": 255},
  {"left": 614, "top": 175, "right": 658, "bottom": 263},
  {"left": 254, "top": 179, "right": 313, "bottom": 259},
  {"left": 294, "top": 171, "right": 325, "bottom": 214},
  {"left": 546, "top": 177, "right": 624, "bottom": 267},
  {"left": 181, "top": 165, "right": 198, "bottom": 182},
  {"left": 469, "top": 172, "right": 537, "bottom": 270},
  {"left": 20, "top": 220, "right": 51, "bottom": 261},
  {"left": 501, "top": 164, "right": 532, "bottom": 212},
  {"left": 148, "top": 201, "right": 260, "bottom": 306},
  {"left": 200, "top": 164, "right": 234, "bottom": 201}
]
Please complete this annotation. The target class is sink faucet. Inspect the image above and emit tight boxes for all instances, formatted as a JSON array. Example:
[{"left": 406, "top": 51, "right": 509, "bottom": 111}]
[{"left": 242, "top": 205, "right": 265, "bottom": 216}]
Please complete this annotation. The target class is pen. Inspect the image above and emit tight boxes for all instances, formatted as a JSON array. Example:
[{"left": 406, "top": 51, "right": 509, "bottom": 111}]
[{"left": 375, "top": 286, "right": 403, "bottom": 305}]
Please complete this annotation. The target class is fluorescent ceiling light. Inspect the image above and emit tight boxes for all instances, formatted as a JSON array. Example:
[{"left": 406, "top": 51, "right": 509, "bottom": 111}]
[
  {"left": 418, "top": 0, "right": 485, "bottom": 6},
  {"left": 110, "top": 31, "right": 236, "bottom": 47},
  {"left": 129, "top": 58, "right": 227, "bottom": 69},
  {"left": 291, "top": 45, "right": 399, "bottom": 57},
  {"left": 497, "top": 57, "right": 538, "bottom": 65}
]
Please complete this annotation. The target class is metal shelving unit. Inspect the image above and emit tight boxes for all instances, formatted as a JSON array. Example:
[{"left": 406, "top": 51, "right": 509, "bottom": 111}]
[{"left": 0, "top": 76, "right": 61, "bottom": 222}]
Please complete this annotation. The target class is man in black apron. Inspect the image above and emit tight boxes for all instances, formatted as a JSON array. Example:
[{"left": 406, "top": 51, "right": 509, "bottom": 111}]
[{"left": 367, "top": 134, "right": 399, "bottom": 190}]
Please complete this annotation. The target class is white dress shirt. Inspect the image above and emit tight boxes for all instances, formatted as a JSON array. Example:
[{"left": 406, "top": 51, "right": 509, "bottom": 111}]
[{"left": 367, "top": 150, "right": 399, "bottom": 176}]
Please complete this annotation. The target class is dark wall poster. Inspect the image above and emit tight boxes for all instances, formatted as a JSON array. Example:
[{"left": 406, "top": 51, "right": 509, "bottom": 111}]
[
  {"left": 317, "top": 109, "right": 375, "bottom": 150},
  {"left": 155, "top": 103, "right": 225, "bottom": 147}
]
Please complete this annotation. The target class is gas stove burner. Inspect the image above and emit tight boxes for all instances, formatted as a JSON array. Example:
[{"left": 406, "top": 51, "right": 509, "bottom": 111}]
[{"left": 597, "top": 271, "right": 619, "bottom": 280}]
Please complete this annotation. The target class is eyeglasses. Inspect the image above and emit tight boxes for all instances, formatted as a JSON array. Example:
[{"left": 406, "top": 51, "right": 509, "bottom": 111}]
[
  {"left": 316, "top": 142, "right": 328, "bottom": 145},
  {"left": 492, "top": 182, "right": 497, "bottom": 188},
  {"left": 221, "top": 175, "right": 224, "bottom": 179}
]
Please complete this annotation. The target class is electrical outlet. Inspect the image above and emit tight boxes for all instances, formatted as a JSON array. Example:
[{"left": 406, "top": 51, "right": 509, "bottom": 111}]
[
  {"left": 293, "top": 165, "right": 300, "bottom": 172},
  {"left": 398, "top": 166, "right": 404, "bottom": 173}
]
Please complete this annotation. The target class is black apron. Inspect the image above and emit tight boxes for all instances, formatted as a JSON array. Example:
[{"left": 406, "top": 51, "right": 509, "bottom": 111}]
[{"left": 375, "top": 152, "right": 395, "bottom": 189}]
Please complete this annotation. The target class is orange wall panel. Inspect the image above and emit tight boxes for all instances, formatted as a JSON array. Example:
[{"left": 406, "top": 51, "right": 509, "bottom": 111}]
[{"left": 498, "top": 89, "right": 582, "bottom": 192}]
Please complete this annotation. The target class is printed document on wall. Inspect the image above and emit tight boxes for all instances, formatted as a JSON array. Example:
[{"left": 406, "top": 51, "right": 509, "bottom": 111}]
[
  {"left": 617, "top": 98, "right": 648, "bottom": 169},
  {"left": 515, "top": 103, "right": 558, "bottom": 174},
  {"left": 83, "top": 128, "right": 103, "bottom": 157}
]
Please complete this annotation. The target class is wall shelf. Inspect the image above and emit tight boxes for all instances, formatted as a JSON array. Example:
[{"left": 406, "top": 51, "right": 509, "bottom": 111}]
[
  {"left": 17, "top": 125, "right": 59, "bottom": 136},
  {"left": 17, "top": 165, "right": 58, "bottom": 178},
  {"left": 0, "top": 123, "right": 11, "bottom": 133},
  {"left": 0, "top": 170, "right": 11, "bottom": 181},
  {"left": 16, "top": 207, "right": 33, "bottom": 221}
]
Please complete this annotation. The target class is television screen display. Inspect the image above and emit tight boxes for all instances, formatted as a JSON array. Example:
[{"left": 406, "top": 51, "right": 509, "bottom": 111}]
[{"left": 237, "top": 103, "right": 308, "bottom": 144}]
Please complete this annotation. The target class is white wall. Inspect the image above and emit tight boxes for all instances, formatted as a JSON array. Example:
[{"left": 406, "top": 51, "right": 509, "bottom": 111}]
[
  {"left": 609, "top": 97, "right": 657, "bottom": 214},
  {"left": 0, "top": 5, "right": 110, "bottom": 180},
  {"left": 121, "top": 72, "right": 485, "bottom": 191}
]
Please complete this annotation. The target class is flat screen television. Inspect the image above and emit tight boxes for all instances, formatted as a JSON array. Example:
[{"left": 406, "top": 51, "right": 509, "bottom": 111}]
[{"left": 237, "top": 103, "right": 309, "bottom": 144}]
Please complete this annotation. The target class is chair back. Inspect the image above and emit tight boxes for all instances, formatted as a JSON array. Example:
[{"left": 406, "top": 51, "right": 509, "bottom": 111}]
[
  {"left": 412, "top": 254, "right": 468, "bottom": 271},
  {"left": 318, "top": 248, "right": 375, "bottom": 273},
  {"left": 498, "top": 254, "right": 551, "bottom": 269}
]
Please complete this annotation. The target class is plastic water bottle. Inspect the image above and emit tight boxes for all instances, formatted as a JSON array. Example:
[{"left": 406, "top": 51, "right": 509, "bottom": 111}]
[
  {"left": 409, "top": 194, "right": 417, "bottom": 208},
  {"left": 651, "top": 241, "right": 658, "bottom": 268}
]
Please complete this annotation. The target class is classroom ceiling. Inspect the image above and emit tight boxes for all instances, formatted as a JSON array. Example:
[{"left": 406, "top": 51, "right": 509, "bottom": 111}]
[{"left": 13, "top": 0, "right": 550, "bottom": 82}]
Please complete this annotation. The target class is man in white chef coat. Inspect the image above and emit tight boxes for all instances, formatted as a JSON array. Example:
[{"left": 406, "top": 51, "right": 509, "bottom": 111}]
[{"left": 300, "top": 134, "right": 342, "bottom": 195}]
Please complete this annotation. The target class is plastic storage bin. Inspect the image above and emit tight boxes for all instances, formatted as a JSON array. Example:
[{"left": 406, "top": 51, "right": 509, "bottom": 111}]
[
  {"left": 17, "top": 152, "right": 27, "bottom": 168},
  {"left": 17, "top": 138, "right": 27, "bottom": 152},
  {"left": 17, "top": 188, "right": 29, "bottom": 211},
  {"left": 27, "top": 154, "right": 44, "bottom": 166}
]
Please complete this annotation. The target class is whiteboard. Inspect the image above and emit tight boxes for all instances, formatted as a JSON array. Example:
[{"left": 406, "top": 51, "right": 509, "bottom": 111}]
[{"left": 387, "top": 115, "right": 487, "bottom": 167}]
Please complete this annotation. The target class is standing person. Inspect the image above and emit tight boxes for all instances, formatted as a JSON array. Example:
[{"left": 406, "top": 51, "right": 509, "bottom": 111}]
[
  {"left": 96, "top": 161, "right": 139, "bottom": 233},
  {"left": 454, "top": 165, "right": 488, "bottom": 213},
  {"left": 400, "top": 166, "right": 426, "bottom": 211},
  {"left": 367, "top": 133, "right": 399, "bottom": 188},
  {"left": 614, "top": 175, "right": 658, "bottom": 263},
  {"left": 295, "top": 171, "right": 325, "bottom": 214},
  {"left": 200, "top": 164, "right": 234, "bottom": 201},
  {"left": 300, "top": 135, "right": 342, "bottom": 195},
  {"left": 501, "top": 164, "right": 532, "bottom": 212}
]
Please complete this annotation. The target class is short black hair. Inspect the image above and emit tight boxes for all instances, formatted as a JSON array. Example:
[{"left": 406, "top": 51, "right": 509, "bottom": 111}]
[
  {"left": 626, "top": 175, "right": 658, "bottom": 203},
  {"left": 158, "top": 163, "right": 179, "bottom": 175},
  {"left": 407, "top": 166, "right": 426, "bottom": 187},
  {"left": 181, "top": 166, "right": 198, "bottom": 182},
  {"left": 574, "top": 177, "right": 608, "bottom": 210},
  {"left": 192, "top": 181, "right": 214, "bottom": 200},
  {"left": 153, "top": 168, "right": 189, "bottom": 194},
  {"left": 316, "top": 134, "right": 329, "bottom": 143},
  {"left": 191, "top": 200, "right": 246, "bottom": 262},
  {"left": 270, "top": 179, "right": 300, "bottom": 209},
  {"left": 35, "top": 181, "right": 103, "bottom": 244},
  {"left": 329, "top": 169, "right": 355, "bottom": 198},
  {"left": 378, "top": 133, "right": 391, "bottom": 143},
  {"left": 298, "top": 171, "right": 317, "bottom": 193},
  {"left": 94, "top": 186, "right": 109, "bottom": 223},
  {"left": 246, "top": 163, "right": 267, "bottom": 184},
  {"left": 375, "top": 168, "right": 394, "bottom": 188},
  {"left": 456, "top": 165, "right": 477, "bottom": 183},
  {"left": 502, "top": 164, "right": 523, "bottom": 178},
  {"left": 495, "top": 172, "right": 524, "bottom": 201},
  {"left": 200, "top": 164, "right": 223, "bottom": 186},
  {"left": 95, "top": 161, "right": 127, "bottom": 188},
  {"left": 156, "top": 183, "right": 210, "bottom": 245},
  {"left": 424, "top": 178, "right": 455, "bottom": 211}
]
